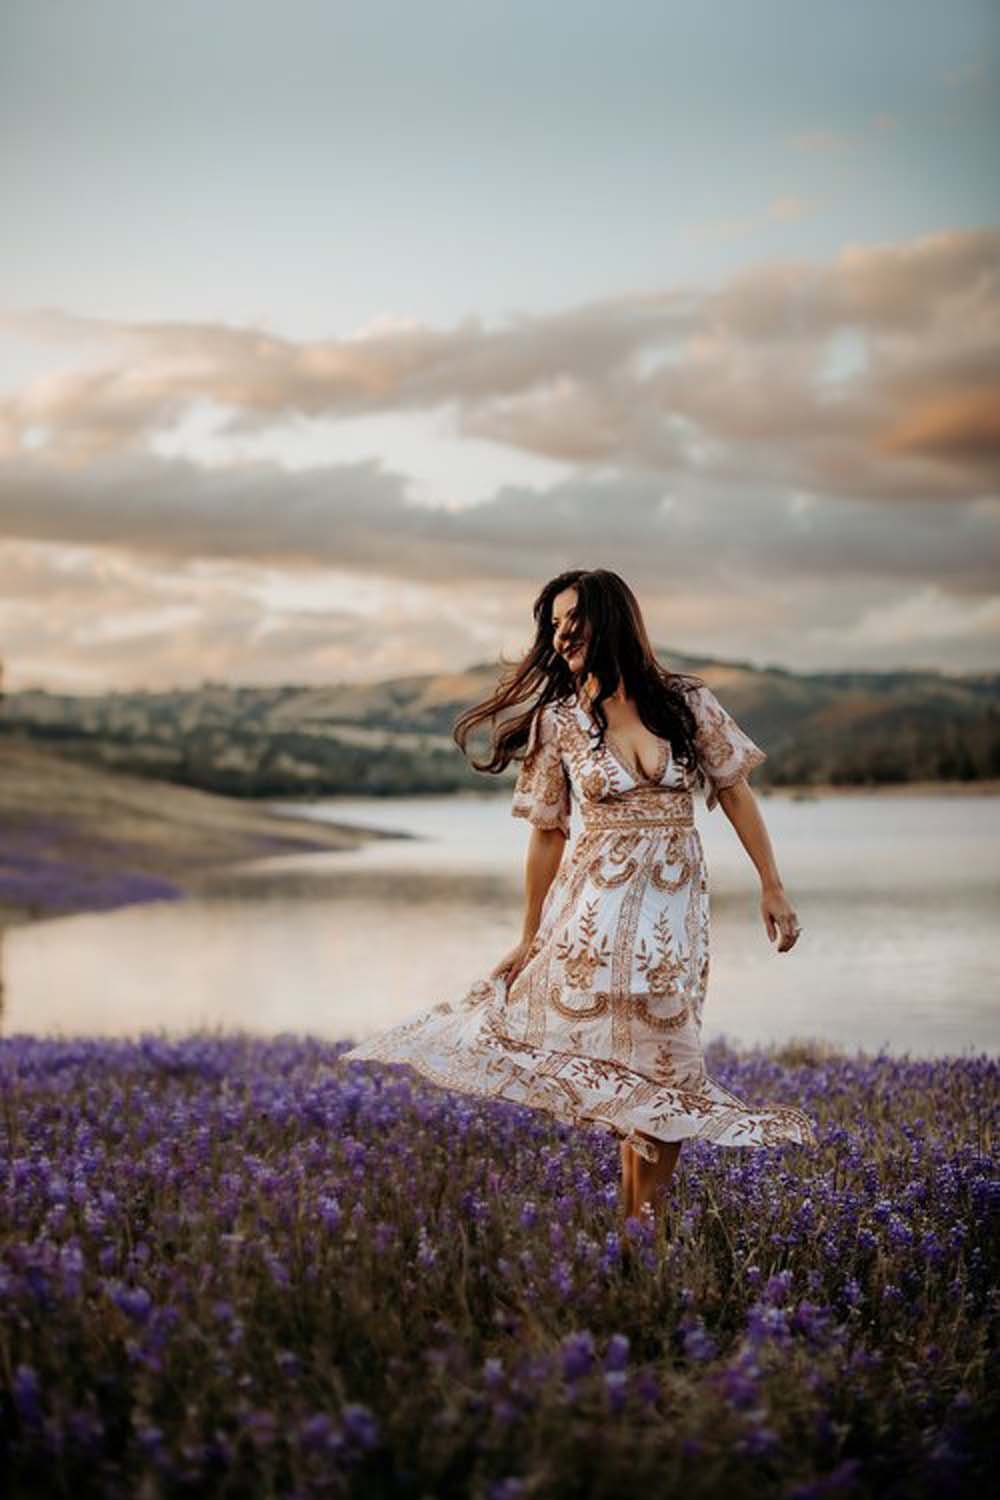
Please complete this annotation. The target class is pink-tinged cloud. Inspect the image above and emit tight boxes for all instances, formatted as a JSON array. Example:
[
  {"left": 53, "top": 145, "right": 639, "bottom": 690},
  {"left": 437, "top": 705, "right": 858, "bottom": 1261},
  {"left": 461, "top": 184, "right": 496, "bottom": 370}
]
[
  {"left": 878, "top": 387, "right": 1000, "bottom": 464},
  {"left": 1, "top": 228, "right": 997, "bottom": 506}
]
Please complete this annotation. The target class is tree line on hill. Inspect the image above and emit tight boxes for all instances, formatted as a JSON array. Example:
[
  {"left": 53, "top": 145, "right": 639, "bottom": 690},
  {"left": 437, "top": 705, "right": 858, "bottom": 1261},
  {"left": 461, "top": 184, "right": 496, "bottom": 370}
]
[{"left": 1, "top": 656, "right": 997, "bottom": 798}]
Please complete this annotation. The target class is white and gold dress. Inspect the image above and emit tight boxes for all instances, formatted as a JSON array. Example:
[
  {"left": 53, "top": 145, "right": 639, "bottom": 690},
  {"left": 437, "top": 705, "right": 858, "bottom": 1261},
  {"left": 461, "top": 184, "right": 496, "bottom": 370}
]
[{"left": 339, "top": 682, "right": 817, "bottom": 1163}]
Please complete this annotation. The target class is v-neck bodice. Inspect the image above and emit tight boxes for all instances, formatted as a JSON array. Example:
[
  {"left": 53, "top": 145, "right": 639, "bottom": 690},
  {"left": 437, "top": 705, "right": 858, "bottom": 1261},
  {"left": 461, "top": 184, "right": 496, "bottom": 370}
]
[
  {"left": 603, "top": 726, "right": 670, "bottom": 785},
  {"left": 572, "top": 693, "right": 671, "bottom": 786}
]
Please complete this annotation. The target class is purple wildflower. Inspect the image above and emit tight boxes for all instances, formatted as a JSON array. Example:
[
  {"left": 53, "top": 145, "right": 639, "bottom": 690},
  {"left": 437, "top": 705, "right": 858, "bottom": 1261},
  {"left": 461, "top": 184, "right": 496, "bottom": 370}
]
[
  {"left": 604, "top": 1369, "right": 627, "bottom": 1413},
  {"left": 561, "top": 1329, "right": 596, "bottom": 1381},
  {"left": 12, "top": 1365, "right": 42, "bottom": 1429},
  {"left": 110, "top": 1282, "right": 153, "bottom": 1325},
  {"left": 298, "top": 1412, "right": 335, "bottom": 1451},
  {"left": 604, "top": 1333, "right": 630, "bottom": 1372},
  {"left": 341, "top": 1402, "right": 379, "bottom": 1451},
  {"left": 681, "top": 1319, "right": 717, "bottom": 1362}
]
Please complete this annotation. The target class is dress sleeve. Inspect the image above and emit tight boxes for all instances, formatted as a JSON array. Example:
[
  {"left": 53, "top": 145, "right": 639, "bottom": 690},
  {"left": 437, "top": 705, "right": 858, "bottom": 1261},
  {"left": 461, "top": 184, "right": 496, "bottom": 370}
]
[
  {"left": 511, "top": 702, "right": 572, "bottom": 837},
  {"left": 689, "top": 683, "right": 767, "bottom": 811}
]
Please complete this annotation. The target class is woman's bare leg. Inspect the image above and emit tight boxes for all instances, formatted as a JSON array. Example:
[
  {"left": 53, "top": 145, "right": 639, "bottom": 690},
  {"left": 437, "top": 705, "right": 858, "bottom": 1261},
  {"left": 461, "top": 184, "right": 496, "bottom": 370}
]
[
  {"left": 621, "top": 1134, "right": 683, "bottom": 1223},
  {"left": 619, "top": 1139, "right": 635, "bottom": 1223}
]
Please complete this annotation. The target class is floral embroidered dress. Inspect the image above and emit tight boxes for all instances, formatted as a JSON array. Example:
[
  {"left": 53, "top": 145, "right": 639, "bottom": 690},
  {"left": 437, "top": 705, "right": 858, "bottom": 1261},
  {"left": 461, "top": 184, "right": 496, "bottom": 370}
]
[{"left": 339, "top": 682, "right": 817, "bottom": 1163}]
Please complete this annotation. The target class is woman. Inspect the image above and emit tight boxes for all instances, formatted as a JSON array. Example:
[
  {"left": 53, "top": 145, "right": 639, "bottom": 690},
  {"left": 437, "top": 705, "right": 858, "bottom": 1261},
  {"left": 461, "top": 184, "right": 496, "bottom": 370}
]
[{"left": 339, "top": 569, "right": 816, "bottom": 1224}]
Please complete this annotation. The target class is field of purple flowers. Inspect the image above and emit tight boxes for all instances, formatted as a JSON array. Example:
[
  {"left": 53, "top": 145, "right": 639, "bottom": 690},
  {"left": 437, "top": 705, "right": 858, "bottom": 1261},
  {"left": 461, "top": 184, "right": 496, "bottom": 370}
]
[{"left": 0, "top": 1031, "right": 995, "bottom": 1498}]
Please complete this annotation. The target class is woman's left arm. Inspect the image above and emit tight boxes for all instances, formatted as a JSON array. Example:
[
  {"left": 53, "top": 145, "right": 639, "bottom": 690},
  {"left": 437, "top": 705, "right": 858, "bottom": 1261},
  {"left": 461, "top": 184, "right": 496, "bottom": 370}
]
[{"left": 715, "top": 779, "right": 802, "bottom": 953}]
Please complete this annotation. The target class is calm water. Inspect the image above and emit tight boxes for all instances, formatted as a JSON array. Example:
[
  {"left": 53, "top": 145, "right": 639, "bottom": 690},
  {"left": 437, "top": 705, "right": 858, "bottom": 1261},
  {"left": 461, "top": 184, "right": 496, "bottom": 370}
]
[{"left": 3, "top": 792, "right": 998, "bottom": 1057}]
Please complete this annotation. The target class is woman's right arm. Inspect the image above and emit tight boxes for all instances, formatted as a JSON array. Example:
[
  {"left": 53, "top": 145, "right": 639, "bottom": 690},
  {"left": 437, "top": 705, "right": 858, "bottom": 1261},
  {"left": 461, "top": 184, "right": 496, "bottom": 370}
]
[
  {"left": 491, "top": 825, "right": 567, "bottom": 982},
  {"left": 519, "top": 825, "right": 567, "bottom": 942},
  {"left": 494, "top": 700, "right": 572, "bottom": 982}
]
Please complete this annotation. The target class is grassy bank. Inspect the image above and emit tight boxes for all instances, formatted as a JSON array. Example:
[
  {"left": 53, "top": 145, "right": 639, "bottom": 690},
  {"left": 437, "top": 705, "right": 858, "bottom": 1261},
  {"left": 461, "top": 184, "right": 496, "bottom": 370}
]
[
  {"left": 0, "top": 741, "right": 389, "bottom": 933},
  {"left": 0, "top": 1031, "right": 994, "bottom": 1496}
]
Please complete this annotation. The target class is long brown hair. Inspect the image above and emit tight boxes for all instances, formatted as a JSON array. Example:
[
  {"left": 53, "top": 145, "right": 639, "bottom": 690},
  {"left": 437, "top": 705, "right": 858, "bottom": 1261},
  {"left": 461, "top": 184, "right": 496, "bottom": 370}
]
[{"left": 453, "top": 568, "right": 706, "bottom": 776}]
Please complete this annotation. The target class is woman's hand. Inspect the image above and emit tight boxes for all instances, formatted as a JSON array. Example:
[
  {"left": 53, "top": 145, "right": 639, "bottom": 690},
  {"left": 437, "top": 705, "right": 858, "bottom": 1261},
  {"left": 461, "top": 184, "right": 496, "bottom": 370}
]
[
  {"left": 490, "top": 936, "right": 537, "bottom": 986},
  {"left": 761, "top": 886, "right": 802, "bottom": 952}
]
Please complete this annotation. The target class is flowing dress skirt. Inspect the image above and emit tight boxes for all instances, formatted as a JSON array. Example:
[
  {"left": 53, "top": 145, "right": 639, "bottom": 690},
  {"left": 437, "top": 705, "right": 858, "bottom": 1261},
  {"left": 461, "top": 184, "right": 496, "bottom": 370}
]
[{"left": 338, "top": 785, "right": 817, "bottom": 1164}]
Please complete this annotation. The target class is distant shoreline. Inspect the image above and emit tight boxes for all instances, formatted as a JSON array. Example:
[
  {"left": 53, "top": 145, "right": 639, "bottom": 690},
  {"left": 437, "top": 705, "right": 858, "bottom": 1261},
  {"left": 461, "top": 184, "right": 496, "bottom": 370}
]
[
  {"left": 447, "top": 777, "right": 1000, "bottom": 806},
  {"left": 756, "top": 777, "right": 1000, "bottom": 799},
  {"left": 285, "top": 775, "right": 1000, "bottom": 805}
]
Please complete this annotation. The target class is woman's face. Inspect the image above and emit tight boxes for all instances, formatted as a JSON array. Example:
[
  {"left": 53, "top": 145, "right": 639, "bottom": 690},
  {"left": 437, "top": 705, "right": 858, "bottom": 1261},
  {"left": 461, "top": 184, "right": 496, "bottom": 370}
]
[{"left": 550, "top": 587, "right": 589, "bottom": 675}]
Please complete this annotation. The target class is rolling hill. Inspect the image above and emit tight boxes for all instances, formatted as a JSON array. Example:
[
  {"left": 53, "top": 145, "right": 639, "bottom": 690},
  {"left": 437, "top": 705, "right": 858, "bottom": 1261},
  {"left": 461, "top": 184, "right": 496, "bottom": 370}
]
[{"left": 2, "top": 649, "right": 997, "bottom": 798}]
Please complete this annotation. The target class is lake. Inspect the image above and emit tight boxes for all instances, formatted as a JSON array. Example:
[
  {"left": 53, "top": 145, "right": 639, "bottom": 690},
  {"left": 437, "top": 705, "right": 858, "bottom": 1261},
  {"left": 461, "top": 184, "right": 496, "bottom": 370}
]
[{"left": 2, "top": 791, "right": 998, "bottom": 1058}]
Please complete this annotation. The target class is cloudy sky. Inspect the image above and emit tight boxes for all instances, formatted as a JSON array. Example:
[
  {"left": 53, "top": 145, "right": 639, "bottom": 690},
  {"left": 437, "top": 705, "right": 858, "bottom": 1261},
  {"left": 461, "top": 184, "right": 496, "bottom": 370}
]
[{"left": 1, "top": 0, "right": 998, "bottom": 692}]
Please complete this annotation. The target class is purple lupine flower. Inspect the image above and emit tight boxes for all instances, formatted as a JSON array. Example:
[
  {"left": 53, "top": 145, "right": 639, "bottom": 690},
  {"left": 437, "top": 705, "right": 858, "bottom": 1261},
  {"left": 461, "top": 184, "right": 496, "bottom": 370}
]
[
  {"left": 762, "top": 1269, "right": 793, "bottom": 1305},
  {"left": 110, "top": 1283, "right": 153, "bottom": 1325},
  {"left": 341, "top": 1402, "right": 379, "bottom": 1451},
  {"left": 551, "top": 1259, "right": 573, "bottom": 1297},
  {"left": 746, "top": 1301, "right": 791, "bottom": 1347},
  {"left": 920, "top": 1231, "right": 947, "bottom": 1265},
  {"left": 264, "top": 1253, "right": 290, "bottom": 1287},
  {"left": 317, "top": 1194, "right": 342, "bottom": 1231},
  {"left": 561, "top": 1329, "right": 595, "bottom": 1381},
  {"left": 13, "top": 1365, "right": 42, "bottom": 1428},
  {"left": 604, "top": 1369, "right": 627, "bottom": 1413},
  {"left": 681, "top": 1320, "right": 717, "bottom": 1362},
  {"left": 790, "top": 1299, "right": 833, "bottom": 1344},
  {"left": 718, "top": 1362, "right": 759, "bottom": 1412},
  {"left": 887, "top": 1215, "right": 914, "bottom": 1249},
  {"left": 298, "top": 1412, "right": 335, "bottom": 1451},
  {"left": 59, "top": 1243, "right": 85, "bottom": 1296},
  {"left": 603, "top": 1333, "right": 630, "bottom": 1372}
]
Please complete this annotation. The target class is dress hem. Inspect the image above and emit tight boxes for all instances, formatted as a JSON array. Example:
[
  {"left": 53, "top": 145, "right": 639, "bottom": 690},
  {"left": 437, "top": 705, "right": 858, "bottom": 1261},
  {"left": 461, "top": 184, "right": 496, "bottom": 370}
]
[{"left": 333, "top": 1030, "right": 819, "bottom": 1167}]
